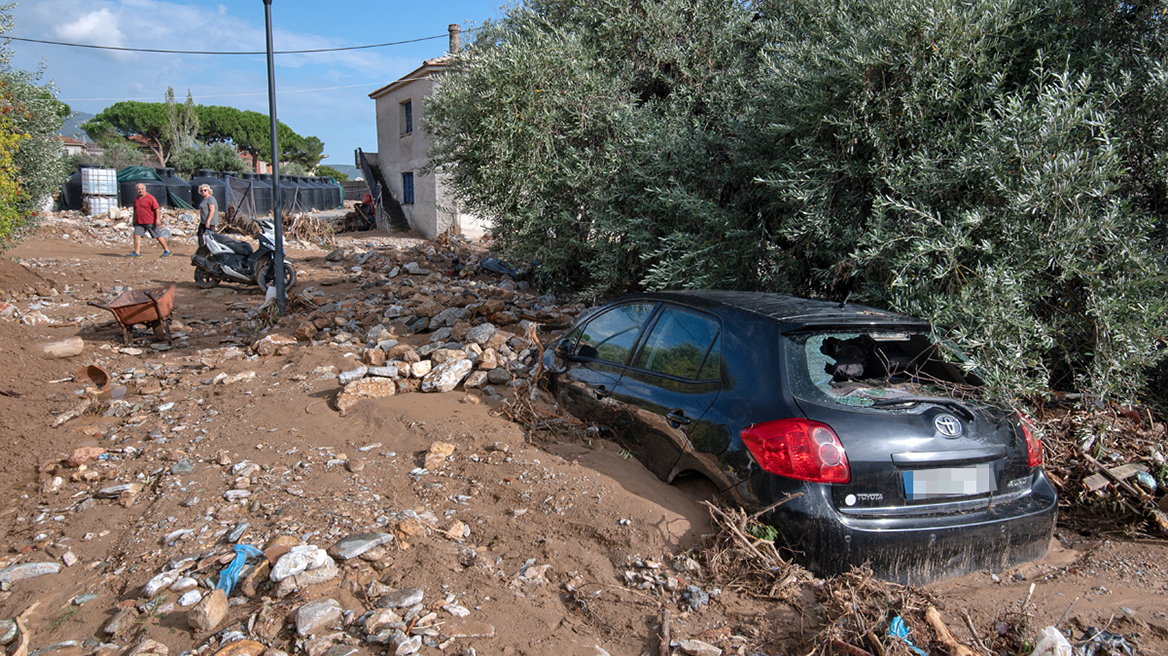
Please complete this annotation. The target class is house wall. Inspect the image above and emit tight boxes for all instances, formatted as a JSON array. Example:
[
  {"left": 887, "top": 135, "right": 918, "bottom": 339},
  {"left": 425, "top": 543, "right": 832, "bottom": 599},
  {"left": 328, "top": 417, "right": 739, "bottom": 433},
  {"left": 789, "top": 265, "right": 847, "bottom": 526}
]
[{"left": 372, "top": 74, "right": 488, "bottom": 240}]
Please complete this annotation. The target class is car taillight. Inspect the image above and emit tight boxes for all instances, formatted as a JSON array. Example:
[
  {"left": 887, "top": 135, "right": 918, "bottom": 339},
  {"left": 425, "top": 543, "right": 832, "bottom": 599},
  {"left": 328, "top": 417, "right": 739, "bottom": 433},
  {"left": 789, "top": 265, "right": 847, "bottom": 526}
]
[
  {"left": 1016, "top": 410, "right": 1042, "bottom": 468},
  {"left": 741, "top": 419, "right": 851, "bottom": 483}
]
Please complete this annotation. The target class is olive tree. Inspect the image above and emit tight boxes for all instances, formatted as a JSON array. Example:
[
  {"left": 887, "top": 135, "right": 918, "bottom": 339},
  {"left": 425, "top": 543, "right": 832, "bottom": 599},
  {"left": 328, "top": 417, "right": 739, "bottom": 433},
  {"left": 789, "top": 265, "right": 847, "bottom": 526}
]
[
  {"left": 425, "top": 0, "right": 1168, "bottom": 406},
  {"left": 0, "top": 4, "right": 69, "bottom": 248}
]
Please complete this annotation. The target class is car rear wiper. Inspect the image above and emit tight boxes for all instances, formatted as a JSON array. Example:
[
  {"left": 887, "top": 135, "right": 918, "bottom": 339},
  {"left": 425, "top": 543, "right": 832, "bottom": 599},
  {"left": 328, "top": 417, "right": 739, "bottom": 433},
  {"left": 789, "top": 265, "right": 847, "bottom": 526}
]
[{"left": 871, "top": 396, "right": 976, "bottom": 422}]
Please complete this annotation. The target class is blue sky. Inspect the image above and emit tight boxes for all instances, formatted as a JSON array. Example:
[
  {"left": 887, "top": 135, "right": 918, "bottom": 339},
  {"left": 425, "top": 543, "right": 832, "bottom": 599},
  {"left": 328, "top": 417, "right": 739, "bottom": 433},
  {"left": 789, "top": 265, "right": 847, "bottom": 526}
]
[{"left": 6, "top": 0, "right": 509, "bottom": 167}]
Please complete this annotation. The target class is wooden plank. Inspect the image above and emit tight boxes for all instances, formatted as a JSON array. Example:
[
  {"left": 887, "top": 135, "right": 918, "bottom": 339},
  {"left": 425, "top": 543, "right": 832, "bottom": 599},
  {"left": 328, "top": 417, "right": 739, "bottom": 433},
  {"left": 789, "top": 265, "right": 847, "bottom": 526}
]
[
  {"left": 1108, "top": 463, "right": 1147, "bottom": 480},
  {"left": 1082, "top": 463, "right": 1147, "bottom": 492}
]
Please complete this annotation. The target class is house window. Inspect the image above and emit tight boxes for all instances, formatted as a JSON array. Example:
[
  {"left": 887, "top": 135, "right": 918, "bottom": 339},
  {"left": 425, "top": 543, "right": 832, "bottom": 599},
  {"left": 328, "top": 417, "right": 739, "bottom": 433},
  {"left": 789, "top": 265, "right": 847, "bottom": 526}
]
[
  {"left": 401, "top": 100, "right": 413, "bottom": 135},
  {"left": 402, "top": 172, "right": 414, "bottom": 204}
]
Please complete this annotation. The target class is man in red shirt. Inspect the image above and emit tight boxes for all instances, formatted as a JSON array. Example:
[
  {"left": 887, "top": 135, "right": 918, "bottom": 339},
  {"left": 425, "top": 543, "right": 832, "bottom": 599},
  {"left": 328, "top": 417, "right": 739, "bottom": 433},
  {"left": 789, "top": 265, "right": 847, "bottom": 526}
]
[{"left": 128, "top": 183, "right": 171, "bottom": 257}]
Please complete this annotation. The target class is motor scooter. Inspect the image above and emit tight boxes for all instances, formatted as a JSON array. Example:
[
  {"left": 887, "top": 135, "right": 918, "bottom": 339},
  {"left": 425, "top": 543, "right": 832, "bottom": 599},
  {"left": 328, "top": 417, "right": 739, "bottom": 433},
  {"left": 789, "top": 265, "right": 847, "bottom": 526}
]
[{"left": 190, "top": 219, "right": 296, "bottom": 292}]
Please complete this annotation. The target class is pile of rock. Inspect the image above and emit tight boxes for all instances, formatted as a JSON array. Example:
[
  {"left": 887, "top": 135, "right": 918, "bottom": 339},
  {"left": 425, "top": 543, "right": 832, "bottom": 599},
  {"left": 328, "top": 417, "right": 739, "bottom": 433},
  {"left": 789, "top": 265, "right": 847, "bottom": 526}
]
[{"left": 250, "top": 244, "right": 589, "bottom": 410}]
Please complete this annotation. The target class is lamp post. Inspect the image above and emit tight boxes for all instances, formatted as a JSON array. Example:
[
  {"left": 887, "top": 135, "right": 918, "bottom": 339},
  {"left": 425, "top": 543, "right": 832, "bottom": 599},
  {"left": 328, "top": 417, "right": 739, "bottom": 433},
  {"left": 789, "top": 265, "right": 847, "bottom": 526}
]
[{"left": 262, "top": 0, "right": 286, "bottom": 314}]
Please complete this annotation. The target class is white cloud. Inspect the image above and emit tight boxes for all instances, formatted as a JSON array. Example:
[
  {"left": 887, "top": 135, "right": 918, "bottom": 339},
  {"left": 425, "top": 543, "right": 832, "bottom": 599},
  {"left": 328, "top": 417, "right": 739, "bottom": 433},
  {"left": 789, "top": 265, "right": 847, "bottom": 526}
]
[{"left": 54, "top": 8, "right": 126, "bottom": 47}]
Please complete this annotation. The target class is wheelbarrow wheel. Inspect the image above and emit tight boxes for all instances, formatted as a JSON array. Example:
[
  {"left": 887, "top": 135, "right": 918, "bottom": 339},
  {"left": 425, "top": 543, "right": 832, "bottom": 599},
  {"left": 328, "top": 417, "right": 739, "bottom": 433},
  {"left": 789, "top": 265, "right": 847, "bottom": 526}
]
[
  {"left": 194, "top": 268, "right": 220, "bottom": 289},
  {"left": 255, "top": 256, "right": 296, "bottom": 294}
]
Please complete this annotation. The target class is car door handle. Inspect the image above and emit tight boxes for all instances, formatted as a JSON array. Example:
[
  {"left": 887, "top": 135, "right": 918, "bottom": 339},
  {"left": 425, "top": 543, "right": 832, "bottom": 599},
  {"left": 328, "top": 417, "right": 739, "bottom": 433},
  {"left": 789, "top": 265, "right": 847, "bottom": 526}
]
[
  {"left": 594, "top": 385, "right": 611, "bottom": 399},
  {"left": 666, "top": 410, "right": 691, "bottom": 426}
]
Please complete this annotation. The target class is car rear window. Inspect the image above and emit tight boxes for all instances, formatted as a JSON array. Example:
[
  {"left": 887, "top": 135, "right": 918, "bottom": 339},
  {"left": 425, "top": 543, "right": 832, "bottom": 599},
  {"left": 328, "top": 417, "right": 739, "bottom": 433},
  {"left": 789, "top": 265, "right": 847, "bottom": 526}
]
[{"left": 786, "top": 330, "right": 981, "bottom": 407}]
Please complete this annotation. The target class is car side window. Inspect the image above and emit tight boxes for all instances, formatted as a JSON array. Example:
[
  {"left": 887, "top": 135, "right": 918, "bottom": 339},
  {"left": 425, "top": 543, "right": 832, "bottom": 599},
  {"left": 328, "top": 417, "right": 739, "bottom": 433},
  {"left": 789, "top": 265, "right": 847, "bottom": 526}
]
[
  {"left": 575, "top": 303, "right": 656, "bottom": 364},
  {"left": 633, "top": 307, "right": 721, "bottom": 380}
]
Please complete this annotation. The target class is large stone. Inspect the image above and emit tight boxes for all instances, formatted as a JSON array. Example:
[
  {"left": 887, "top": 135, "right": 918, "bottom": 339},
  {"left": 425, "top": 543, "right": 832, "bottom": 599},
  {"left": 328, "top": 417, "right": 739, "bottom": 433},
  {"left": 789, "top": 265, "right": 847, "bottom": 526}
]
[
  {"left": 0, "top": 562, "right": 61, "bottom": 584},
  {"left": 253, "top": 334, "right": 296, "bottom": 356},
  {"left": 336, "top": 377, "right": 396, "bottom": 415},
  {"left": 414, "top": 300, "right": 443, "bottom": 317},
  {"left": 476, "top": 349, "right": 500, "bottom": 370},
  {"left": 188, "top": 588, "right": 228, "bottom": 631},
  {"left": 38, "top": 337, "right": 84, "bottom": 359},
  {"left": 386, "top": 344, "right": 415, "bottom": 359},
  {"left": 426, "top": 327, "right": 453, "bottom": 346},
  {"left": 103, "top": 607, "right": 139, "bottom": 635},
  {"left": 142, "top": 571, "right": 178, "bottom": 597},
  {"left": 430, "top": 307, "right": 465, "bottom": 327},
  {"left": 375, "top": 588, "right": 424, "bottom": 609},
  {"left": 96, "top": 483, "right": 143, "bottom": 498},
  {"left": 0, "top": 620, "right": 16, "bottom": 645},
  {"left": 274, "top": 563, "right": 339, "bottom": 598},
  {"left": 465, "top": 323, "right": 497, "bottom": 346},
  {"left": 366, "top": 366, "right": 399, "bottom": 379},
  {"left": 409, "top": 360, "right": 432, "bottom": 379},
  {"left": 270, "top": 545, "right": 333, "bottom": 582},
  {"left": 425, "top": 442, "right": 456, "bottom": 470},
  {"left": 676, "top": 639, "right": 722, "bottom": 656},
  {"left": 327, "top": 533, "right": 394, "bottom": 560},
  {"left": 404, "top": 262, "right": 431, "bottom": 276},
  {"left": 295, "top": 322, "right": 318, "bottom": 341},
  {"left": 487, "top": 367, "right": 511, "bottom": 385},
  {"left": 210, "top": 640, "right": 266, "bottom": 656},
  {"left": 421, "top": 359, "right": 473, "bottom": 393},
  {"left": 296, "top": 598, "right": 343, "bottom": 637},
  {"left": 337, "top": 366, "right": 368, "bottom": 385},
  {"left": 125, "top": 639, "right": 169, "bottom": 656},
  {"left": 363, "top": 348, "right": 386, "bottom": 366},
  {"left": 463, "top": 371, "right": 488, "bottom": 389},
  {"left": 363, "top": 608, "right": 402, "bottom": 634},
  {"left": 429, "top": 348, "right": 465, "bottom": 365},
  {"left": 67, "top": 446, "right": 106, "bottom": 468}
]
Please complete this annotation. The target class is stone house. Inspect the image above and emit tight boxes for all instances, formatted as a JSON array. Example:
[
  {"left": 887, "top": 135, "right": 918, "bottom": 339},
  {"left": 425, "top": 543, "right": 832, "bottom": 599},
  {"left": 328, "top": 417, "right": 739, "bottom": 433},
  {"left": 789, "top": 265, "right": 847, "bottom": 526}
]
[{"left": 368, "top": 25, "right": 487, "bottom": 239}]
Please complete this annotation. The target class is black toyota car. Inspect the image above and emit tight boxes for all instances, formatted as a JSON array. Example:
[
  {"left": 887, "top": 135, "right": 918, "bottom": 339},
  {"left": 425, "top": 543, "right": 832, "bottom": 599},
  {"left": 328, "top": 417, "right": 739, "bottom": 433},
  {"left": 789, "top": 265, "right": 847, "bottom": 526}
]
[{"left": 544, "top": 291, "right": 1056, "bottom": 584}]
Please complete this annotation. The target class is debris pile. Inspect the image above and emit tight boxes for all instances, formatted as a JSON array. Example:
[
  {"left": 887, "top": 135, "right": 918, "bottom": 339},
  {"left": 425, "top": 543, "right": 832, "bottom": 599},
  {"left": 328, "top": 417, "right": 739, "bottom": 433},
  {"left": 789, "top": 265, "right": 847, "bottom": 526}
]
[{"left": 1040, "top": 410, "right": 1168, "bottom": 537}]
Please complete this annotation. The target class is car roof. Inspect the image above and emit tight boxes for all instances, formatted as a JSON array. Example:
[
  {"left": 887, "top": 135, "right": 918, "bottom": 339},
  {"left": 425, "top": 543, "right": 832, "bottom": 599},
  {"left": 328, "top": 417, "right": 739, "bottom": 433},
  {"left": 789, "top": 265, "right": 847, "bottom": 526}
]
[{"left": 631, "top": 291, "right": 932, "bottom": 329}]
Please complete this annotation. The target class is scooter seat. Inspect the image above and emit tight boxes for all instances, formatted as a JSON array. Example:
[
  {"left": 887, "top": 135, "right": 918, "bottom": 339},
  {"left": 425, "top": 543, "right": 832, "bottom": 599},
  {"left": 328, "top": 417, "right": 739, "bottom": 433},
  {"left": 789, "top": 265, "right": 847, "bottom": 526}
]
[{"left": 207, "top": 234, "right": 253, "bottom": 257}]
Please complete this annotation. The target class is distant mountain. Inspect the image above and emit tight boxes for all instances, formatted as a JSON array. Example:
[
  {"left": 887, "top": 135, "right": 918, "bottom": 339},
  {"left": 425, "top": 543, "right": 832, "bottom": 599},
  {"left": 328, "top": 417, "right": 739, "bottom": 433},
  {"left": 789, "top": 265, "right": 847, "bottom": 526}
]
[
  {"left": 328, "top": 164, "right": 360, "bottom": 180},
  {"left": 59, "top": 111, "right": 95, "bottom": 140}
]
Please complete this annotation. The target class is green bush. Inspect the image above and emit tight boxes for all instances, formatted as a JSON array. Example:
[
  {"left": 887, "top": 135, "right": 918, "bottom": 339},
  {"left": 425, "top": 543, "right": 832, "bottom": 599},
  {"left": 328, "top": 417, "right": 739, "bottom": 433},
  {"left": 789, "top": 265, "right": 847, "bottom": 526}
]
[
  {"left": 426, "top": 0, "right": 1168, "bottom": 405},
  {"left": 0, "top": 6, "right": 69, "bottom": 247}
]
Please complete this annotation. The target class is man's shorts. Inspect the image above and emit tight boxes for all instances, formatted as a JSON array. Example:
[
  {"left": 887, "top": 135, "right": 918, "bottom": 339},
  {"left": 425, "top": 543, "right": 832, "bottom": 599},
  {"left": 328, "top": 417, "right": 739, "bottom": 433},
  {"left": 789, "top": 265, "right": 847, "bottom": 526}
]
[{"left": 134, "top": 224, "right": 163, "bottom": 239}]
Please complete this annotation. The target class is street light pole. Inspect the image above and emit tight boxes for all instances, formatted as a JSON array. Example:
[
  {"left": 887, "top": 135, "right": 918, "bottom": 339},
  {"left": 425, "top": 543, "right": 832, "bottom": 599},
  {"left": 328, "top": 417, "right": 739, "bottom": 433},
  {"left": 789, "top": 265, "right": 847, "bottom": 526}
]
[{"left": 262, "top": 0, "right": 286, "bottom": 314}]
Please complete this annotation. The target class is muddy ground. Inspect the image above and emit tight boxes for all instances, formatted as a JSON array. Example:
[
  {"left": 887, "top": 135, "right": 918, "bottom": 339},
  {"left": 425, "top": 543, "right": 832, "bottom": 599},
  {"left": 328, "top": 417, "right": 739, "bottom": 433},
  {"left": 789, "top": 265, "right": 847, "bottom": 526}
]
[{"left": 0, "top": 212, "right": 1166, "bottom": 656}]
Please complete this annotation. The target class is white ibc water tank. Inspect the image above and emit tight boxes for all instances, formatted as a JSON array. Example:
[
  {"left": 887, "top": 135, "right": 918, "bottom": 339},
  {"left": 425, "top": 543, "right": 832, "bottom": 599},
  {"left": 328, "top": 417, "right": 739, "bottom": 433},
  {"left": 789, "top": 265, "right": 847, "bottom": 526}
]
[{"left": 81, "top": 168, "right": 117, "bottom": 196}]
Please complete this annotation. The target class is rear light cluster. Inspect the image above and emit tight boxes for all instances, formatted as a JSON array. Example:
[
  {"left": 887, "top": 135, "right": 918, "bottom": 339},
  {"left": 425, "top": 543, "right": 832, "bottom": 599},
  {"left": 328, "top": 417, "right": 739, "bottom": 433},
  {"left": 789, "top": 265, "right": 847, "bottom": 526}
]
[
  {"left": 1016, "top": 410, "right": 1043, "bottom": 468},
  {"left": 741, "top": 418, "right": 851, "bottom": 483}
]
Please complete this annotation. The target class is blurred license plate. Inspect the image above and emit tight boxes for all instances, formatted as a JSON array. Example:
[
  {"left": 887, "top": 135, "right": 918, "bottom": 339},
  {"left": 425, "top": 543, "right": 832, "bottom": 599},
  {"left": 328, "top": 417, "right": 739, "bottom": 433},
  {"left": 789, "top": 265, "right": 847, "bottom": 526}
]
[{"left": 903, "top": 464, "right": 995, "bottom": 500}]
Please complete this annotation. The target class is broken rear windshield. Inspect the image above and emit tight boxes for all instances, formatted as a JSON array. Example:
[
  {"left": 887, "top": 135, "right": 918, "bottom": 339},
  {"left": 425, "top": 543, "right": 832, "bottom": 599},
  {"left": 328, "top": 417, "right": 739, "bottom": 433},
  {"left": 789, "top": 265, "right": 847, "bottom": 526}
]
[{"left": 786, "top": 330, "right": 984, "bottom": 408}]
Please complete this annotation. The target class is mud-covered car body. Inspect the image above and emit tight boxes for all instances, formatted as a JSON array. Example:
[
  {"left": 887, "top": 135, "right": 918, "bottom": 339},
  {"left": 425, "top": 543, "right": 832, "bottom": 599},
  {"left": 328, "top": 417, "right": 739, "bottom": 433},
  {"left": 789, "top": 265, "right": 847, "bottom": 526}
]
[{"left": 544, "top": 291, "right": 1056, "bottom": 583}]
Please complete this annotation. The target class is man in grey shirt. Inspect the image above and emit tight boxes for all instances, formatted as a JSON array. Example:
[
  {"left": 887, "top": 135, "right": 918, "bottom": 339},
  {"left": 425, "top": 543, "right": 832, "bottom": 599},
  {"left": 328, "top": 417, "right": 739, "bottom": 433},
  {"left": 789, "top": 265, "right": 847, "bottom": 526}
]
[{"left": 196, "top": 184, "right": 218, "bottom": 247}]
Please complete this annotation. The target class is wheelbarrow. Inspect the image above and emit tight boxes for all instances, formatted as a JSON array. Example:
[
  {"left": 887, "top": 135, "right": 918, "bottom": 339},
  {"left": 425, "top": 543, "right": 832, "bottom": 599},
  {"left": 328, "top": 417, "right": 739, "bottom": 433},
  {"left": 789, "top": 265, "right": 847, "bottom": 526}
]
[{"left": 88, "top": 283, "right": 177, "bottom": 345}]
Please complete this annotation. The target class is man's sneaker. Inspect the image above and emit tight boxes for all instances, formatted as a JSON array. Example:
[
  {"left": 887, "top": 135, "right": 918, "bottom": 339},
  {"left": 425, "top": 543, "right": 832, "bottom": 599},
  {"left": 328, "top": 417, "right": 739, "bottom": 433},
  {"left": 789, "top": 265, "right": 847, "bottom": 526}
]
[
  {"left": 126, "top": 252, "right": 141, "bottom": 258},
  {"left": 161, "top": 250, "right": 172, "bottom": 257}
]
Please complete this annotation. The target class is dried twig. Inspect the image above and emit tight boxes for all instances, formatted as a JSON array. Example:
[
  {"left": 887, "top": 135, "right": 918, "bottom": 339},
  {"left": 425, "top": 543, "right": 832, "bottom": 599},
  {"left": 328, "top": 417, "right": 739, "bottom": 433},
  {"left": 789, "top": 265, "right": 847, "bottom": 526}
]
[
  {"left": 925, "top": 605, "right": 975, "bottom": 656},
  {"left": 12, "top": 601, "right": 41, "bottom": 656}
]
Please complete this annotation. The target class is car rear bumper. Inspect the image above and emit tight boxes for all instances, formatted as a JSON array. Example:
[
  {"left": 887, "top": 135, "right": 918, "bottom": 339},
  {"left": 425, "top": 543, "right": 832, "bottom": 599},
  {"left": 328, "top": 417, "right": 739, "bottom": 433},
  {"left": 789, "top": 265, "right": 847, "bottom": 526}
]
[{"left": 755, "top": 471, "right": 1058, "bottom": 584}]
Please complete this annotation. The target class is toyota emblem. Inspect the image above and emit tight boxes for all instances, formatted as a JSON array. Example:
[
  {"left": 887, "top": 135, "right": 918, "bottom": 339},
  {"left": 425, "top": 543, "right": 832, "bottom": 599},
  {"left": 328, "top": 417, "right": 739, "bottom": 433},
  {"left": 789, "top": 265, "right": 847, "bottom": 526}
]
[{"left": 934, "top": 414, "right": 963, "bottom": 438}]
